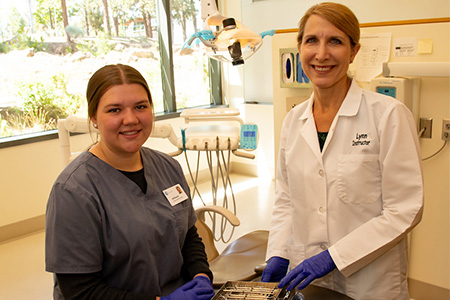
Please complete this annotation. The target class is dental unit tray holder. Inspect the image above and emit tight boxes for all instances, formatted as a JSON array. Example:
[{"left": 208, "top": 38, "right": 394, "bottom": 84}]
[
  {"left": 178, "top": 108, "right": 258, "bottom": 243},
  {"left": 179, "top": 107, "right": 258, "bottom": 158}
]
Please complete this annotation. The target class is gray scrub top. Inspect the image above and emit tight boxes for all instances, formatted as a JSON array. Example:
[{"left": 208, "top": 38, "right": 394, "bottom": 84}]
[{"left": 45, "top": 147, "right": 196, "bottom": 297}]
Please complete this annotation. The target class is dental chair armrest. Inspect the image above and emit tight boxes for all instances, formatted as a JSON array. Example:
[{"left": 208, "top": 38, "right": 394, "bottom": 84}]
[
  {"left": 232, "top": 149, "right": 255, "bottom": 159},
  {"left": 167, "top": 149, "right": 183, "bottom": 157},
  {"left": 195, "top": 205, "right": 240, "bottom": 226},
  {"left": 254, "top": 263, "right": 266, "bottom": 275}
]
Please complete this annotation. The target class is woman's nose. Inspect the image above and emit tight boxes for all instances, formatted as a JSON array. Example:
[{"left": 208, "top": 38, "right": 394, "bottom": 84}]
[
  {"left": 123, "top": 109, "right": 139, "bottom": 124},
  {"left": 315, "top": 43, "right": 329, "bottom": 61}
]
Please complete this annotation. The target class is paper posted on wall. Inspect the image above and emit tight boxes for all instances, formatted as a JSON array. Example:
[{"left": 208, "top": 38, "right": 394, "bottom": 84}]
[{"left": 354, "top": 33, "right": 392, "bottom": 82}]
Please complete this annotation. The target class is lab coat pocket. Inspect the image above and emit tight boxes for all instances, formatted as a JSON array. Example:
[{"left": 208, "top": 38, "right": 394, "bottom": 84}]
[{"left": 336, "top": 154, "right": 381, "bottom": 204}]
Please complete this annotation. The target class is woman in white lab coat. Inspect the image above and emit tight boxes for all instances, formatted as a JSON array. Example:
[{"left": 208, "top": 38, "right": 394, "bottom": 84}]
[{"left": 261, "top": 3, "right": 423, "bottom": 300}]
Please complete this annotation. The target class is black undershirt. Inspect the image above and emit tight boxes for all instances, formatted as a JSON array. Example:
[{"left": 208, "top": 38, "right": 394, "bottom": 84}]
[
  {"left": 120, "top": 168, "right": 147, "bottom": 193},
  {"left": 318, "top": 132, "right": 328, "bottom": 152}
]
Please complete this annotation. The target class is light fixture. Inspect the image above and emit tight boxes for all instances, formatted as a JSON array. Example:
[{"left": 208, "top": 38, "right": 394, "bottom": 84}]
[{"left": 183, "top": 0, "right": 263, "bottom": 66}]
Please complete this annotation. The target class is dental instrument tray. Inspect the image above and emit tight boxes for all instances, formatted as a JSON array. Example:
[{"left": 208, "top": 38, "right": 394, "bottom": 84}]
[{"left": 213, "top": 281, "right": 304, "bottom": 300}]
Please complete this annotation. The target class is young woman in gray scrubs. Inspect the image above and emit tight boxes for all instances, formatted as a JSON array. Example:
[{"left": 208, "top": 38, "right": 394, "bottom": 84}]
[{"left": 45, "top": 64, "right": 215, "bottom": 300}]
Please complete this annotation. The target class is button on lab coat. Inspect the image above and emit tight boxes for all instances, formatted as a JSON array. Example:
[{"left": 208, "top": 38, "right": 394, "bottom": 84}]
[{"left": 266, "top": 81, "right": 424, "bottom": 300}]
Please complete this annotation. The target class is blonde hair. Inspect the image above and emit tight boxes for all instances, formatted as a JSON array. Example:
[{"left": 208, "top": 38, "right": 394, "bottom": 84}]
[{"left": 297, "top": 2, "right": 360, "bottom": 48}]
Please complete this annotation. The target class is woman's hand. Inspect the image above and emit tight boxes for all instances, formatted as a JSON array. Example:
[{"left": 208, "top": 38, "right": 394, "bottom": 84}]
[
  {"left": 279, "top": 250, "right": 336, "bottom": 290},
  {"left": 261, "top": 256, "right": 289, "bottom": 282}
]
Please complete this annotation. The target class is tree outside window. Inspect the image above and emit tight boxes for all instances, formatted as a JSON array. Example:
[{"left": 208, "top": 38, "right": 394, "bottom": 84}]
[{"left": 0, "top": 0, "right": 219, "bottom": 139}]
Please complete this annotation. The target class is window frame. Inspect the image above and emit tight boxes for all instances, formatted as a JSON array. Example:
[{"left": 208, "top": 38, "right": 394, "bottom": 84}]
[{"left": 0, "top": 0, "right": 223, "bottom": 148}]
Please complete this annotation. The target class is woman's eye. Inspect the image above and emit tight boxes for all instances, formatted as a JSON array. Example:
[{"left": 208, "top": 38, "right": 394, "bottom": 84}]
[
  {"left": 330, "top": 39, "right": 342, "bottom": 45},
  {"left": 108, "top": 108, "right": 119, "bottom": 113},
  {"left": 136, "top": 105, "right": 148, "bottom": 110},
  {"left": 305, "top": 38, "right": 317, "bottom": 44}
]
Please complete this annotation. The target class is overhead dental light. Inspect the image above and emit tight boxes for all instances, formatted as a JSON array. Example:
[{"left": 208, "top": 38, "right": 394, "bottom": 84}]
[{"left": 183, "top": 0, "right": 264, "bottom": 66}]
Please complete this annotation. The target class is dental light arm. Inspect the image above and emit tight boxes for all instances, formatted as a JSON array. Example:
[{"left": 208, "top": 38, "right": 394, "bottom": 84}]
[
  {"left": 151, "top": 123, "right": 179, "bottom": 147},
  {"left": 183, "top": 0, "right": 263, "bottom": 66},
  {"left": 151, "top": 123, "right": 184, "bottom": 157},
  {"left": 58, "top": 116, "right": 99, "bottom": 165}
]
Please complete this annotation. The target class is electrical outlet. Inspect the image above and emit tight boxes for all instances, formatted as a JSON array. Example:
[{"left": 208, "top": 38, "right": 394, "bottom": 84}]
[
  {"left": 442, "top": 119, "right": 450, "bottom": 141},
  {"left": 419, "top": 118, "right": 432, "bottom": 139}
]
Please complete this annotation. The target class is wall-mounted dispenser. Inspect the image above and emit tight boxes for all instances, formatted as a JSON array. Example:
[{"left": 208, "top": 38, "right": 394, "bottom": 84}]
[
  {"left": 369, "top": 77, "right": 420, "bottom": 127},
  {"left": 280, "top": 48, "right": 311, "bottom": 88}
]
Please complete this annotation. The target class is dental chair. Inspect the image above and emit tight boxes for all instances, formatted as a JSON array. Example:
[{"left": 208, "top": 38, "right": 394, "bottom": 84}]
[{"left": 195, "top": 205, "right": 269, "bottom": 288}]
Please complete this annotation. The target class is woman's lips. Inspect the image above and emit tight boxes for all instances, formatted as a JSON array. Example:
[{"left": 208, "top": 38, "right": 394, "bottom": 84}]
[
  {"left": 120, "top": 129, "right": 141, "bottom": 136},
  {"left": 313, "top": 65, "right": 333, "bottom": 72}
]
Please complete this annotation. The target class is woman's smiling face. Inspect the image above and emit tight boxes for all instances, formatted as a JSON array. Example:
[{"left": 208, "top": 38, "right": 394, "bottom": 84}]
[
  {"left": 92, "top": 83, "right": 153, "bottom": 157},
  {"left": 299, "top": 14, "right": 360, "bottom": 91}
]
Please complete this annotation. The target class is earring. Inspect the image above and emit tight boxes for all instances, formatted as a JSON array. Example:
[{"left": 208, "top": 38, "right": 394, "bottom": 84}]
[{"left": 93, "top": 123, "right": 98, "bottom": 128}]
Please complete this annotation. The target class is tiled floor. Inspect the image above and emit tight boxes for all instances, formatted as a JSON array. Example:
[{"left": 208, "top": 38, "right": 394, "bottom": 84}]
[{"left": 0, "top": 173, "right": 275, "bottom": 300}]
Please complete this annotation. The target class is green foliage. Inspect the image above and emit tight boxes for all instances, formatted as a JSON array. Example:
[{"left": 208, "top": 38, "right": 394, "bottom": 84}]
[
  {"left": 0, "top": 42, "right": 12, "bottom": 54},
  {"left": 75, "top": 40, "right": 95, "bottom": 54},
  {"left": 0, "top": 0, "right": 207, "bottom": 137},
  {"left": 24, "top": 36, "right": 48, "bottom": 52},
  {"left": 1, "top": 73, "right": 84, "bottom": 136},
  {"left": 75, "top": 33, "right": 114, "bottom": 56},
  {"left": 88, "top": 7, "right": 104, "bottom": 35},
  {"left": 33, "top": 0, "right": 63, "bottom": 29},
  {"left": 65, "top": 45, "right": 74, "bottom": 54},
  {"left": 95, "top": 33, "right": 115, "bottom": 56},
  {"left": 0, "top": 34, "right": 47, "bottom": 53},
  {"left": 65, "top": 25, "right": 85, "bottom": 38},
  {"left": 0, "top": 117, "right": 7, "bottom": 136}
]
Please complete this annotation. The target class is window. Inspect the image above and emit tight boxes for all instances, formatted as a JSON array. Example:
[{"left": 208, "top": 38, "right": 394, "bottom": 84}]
[{"left": 0, "top": 0, "right": 221, "bottom": 141}]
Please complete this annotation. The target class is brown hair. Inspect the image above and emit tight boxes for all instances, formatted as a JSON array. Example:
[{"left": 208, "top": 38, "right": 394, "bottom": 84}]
[
  {"left": 297, "top": 2, "right": 360, "bottom": 48},
  {"left": 86, "top": 64, "right": 153, "bottom": 119}
]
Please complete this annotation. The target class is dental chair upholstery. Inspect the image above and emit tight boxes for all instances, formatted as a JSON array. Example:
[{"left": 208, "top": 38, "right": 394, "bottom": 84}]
[{"left": 195, "top": 205, "right": 269, "bottom": 288}]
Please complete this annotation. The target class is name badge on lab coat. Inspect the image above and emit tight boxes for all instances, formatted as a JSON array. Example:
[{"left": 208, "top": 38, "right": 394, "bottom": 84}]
[{"left": 163, "top": 184, "right": 189, "bottom": 206}]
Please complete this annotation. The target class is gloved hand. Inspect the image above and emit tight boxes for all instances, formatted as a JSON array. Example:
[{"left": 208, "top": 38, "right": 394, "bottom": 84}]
[
  {"left": 191, "top": 276, "right": 215, "bottom": 292},
  {"left": 278, "top": 250, "right": 336, "bottom": 291},
  {"left": 161, "top": 276, "right": 214, "bottom": 300},
  {"left": 261, "top": 256, "right": 289, "bottom": 282}
]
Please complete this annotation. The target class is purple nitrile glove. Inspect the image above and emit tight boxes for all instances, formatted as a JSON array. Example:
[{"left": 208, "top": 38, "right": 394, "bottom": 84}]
[
  {"left": 278, "top": 250, "right": 336, "bottom": 290},
  {"left": 161, "top": 276, "right": 214, "bottom": 300},
  {"left": 261, "top": 256, "right": 290, "bottom": 282}
]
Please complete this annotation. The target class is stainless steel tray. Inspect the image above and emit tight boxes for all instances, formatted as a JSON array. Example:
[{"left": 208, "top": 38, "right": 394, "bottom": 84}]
[{"left": 212, "top": 281, "right": 303, "bottom": 300}]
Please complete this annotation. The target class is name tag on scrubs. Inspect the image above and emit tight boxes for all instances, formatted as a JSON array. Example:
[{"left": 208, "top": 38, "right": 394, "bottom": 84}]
[{"left": 163, "top": 184, "right": 189, "bottom": 206}]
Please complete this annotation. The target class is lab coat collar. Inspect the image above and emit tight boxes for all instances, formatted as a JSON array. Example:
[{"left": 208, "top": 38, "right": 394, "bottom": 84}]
[
  {"left": 337, "top": 79, "right": 363, "bottom": 117},
  {"left": 297, "top": 79, "right": 362, "bottom": 156},
  {"left": 298, "top": 79, "right": 362, "bottom": 121}
]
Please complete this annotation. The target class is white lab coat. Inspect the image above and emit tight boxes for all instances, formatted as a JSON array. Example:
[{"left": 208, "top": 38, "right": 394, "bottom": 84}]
[{"left": 266, "top": 80, "right": 423, "bottom": 300}]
